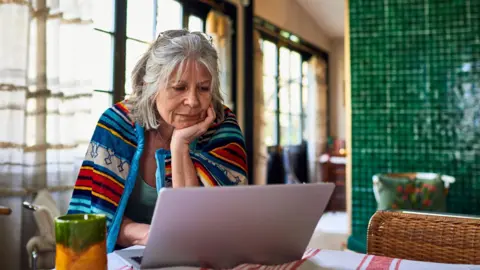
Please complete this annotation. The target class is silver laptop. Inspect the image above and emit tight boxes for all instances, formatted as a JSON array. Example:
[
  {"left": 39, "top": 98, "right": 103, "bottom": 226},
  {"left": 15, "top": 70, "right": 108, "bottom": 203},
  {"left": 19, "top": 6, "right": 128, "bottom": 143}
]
[{"left": 115, "top": 183, "right": 334, "bottom": 269}]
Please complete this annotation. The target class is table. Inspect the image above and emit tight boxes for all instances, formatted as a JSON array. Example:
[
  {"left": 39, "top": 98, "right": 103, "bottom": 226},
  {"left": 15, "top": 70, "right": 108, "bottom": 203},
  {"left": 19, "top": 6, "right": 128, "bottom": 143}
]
[{"left": 107, "top": 247, "right": 480, "bottom": 270}]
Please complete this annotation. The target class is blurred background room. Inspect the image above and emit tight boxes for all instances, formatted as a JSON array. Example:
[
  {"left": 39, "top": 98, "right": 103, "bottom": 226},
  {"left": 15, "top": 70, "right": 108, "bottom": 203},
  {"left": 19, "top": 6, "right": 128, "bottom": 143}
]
[{"left": 1, "top": 0, "right": 479, "bottom": 269}]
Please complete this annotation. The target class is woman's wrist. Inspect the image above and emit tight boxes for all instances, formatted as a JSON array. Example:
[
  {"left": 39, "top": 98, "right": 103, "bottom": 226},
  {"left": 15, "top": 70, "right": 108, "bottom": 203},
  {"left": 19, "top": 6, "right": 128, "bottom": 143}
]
[
  {"left": 170, "top": 139, "right": 190, "bottom": 155},
  {"left": 170, "top": 138, "right": 200, "bottom": 187}
]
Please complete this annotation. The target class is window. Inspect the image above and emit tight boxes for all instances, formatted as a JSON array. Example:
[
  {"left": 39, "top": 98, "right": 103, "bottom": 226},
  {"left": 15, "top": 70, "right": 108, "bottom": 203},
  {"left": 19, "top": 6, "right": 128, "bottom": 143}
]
[
  {"left": 262, "top": 40, "right": 277, "bottom": 146},
  {"left": 261, "top": 39, "right": 309, "bottom": 147},
  {"left": 301, "top": 61, "right": 309, "bottom": 139},
  {"left": 279, "top": 47, "right": 302, "bottom": 146}
]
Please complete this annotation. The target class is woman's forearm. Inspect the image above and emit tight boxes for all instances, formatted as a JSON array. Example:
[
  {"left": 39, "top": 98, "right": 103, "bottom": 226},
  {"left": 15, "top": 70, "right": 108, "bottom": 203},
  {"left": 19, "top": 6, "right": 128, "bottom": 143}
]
[
  {"left": 171, "top": 143, "right": 199, "bottom": 187},
  {"left": 116, "top": 217, "right": 149, "bottom": 247}
]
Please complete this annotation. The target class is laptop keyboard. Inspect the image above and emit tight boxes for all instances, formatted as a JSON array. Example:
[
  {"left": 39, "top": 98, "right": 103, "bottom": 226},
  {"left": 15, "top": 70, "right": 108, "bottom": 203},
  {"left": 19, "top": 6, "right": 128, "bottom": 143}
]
[{"left": 131, "top": 256, "right": 143, "bottom": 264}]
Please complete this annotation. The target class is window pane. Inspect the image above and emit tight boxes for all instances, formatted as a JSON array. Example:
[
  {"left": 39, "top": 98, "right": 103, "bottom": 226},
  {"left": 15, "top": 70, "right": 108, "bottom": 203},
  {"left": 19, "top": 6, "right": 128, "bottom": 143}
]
[
  {"left": 91, "top": 30, "right": 113, "bottom": 90},
  {"left": 92, "top": 91, "right": 113, "bottom": 119},
  {"left": 302, "top": 76, "right": 309, "bottom": 87},
  {"left": 125, "top": 39, "right": 150, "bottom": 94},
  {"left": 264, "top": 111, "right": 277, "bottom": 146},
  {"left": 302, "top": 60, "right": 309, "bottom": 77},
  {"left": 279, "top": 47, "right": 290, "bottom": 83},
  {"left": 156, "top": 0, "right": 183, "bottom": 35},
  {"left": 262, "top": 40, "right": 277, "bottom": 76},
  {"left": 302, "top": 61, "right": 309, "bottom": 112},
  {"left": 279, "top": 113, "right": 290, "bottom": 146},
  {"left": 263, "top": 76, "right": 276, "bottom": 110},
  {"left": 188, "top": 15, "right": 203, "bottom": 32},
  {"left": 290, "top": 51, "right": 301, "bottom": 82},
  {"left": 290, "top": 83, "right": 301, "bottom": 114},
  {"left": 127, "top": 0, "right": 155, "bottom": 41},
  {"left": 302, "top": 83, "right": 308, "bottom": 115},
  {"left": 291, "top": 115, "right": 302, "bottom": 145},
  {"left": 93, "top": 0, "right": 115, "bottom": 32},
  {"left": 279, "top": 84, "right": 289, "bottom": 113}
]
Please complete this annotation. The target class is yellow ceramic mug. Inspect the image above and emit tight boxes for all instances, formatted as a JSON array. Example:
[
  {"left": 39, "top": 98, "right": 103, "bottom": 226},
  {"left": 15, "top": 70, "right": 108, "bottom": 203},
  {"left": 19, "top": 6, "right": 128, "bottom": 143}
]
[{"left": 55, "top": 214, "right": 107, "bottom": 270}]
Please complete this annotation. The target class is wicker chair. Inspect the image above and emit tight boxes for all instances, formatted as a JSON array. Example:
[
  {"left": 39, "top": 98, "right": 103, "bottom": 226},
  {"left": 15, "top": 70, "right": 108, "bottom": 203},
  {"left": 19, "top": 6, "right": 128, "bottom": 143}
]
[{"left": 367, "top": 210, "right": 480, "bottom": 265}]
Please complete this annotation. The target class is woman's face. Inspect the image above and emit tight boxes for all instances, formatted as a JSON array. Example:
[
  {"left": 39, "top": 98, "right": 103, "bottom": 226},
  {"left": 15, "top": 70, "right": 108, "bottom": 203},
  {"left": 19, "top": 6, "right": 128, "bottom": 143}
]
[{"left": 155, "top": 59, "right": 213, "bottom": 129}]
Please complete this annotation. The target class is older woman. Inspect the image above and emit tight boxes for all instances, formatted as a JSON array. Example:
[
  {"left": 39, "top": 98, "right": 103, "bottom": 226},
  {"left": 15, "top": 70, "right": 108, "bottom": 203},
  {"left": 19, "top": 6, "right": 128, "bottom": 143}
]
[{"left": 67, "top": 30, "right": 248, "bottom": 252}]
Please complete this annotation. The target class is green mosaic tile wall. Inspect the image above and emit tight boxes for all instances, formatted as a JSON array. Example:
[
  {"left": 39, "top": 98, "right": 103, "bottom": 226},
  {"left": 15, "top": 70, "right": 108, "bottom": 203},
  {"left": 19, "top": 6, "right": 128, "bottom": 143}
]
[{"left": 350, "top": 0, "right": 480, "bottom": 238}]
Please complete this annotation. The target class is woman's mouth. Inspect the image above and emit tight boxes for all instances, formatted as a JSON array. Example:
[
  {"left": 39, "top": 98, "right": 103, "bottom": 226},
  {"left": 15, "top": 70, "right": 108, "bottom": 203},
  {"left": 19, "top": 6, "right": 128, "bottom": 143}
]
[
  {"left": 177, "top": 114, "right": 201, "bottom": 121},
  {"left": 178, "top": 114, "right": 199, "bottom": 118}
]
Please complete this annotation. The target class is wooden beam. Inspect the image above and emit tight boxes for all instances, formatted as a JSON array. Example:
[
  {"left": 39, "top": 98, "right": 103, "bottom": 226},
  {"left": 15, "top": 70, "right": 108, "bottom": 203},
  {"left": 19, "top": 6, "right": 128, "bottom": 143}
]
[
  {"left": 243, "top": 0, "right": 254, "bottom": 185},
  {"left": 113, "top": 0, "right": 127, "bottom": 103}
]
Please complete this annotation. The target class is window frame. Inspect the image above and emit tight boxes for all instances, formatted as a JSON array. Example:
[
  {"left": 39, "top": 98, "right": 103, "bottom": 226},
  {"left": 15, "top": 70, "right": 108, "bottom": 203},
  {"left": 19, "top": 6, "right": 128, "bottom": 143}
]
[
  {"left": 255, "top": 16, "right": 329, "bottom": 147},
  {"left": 91, "top": 2, "right": 117, "bottom": 107}
]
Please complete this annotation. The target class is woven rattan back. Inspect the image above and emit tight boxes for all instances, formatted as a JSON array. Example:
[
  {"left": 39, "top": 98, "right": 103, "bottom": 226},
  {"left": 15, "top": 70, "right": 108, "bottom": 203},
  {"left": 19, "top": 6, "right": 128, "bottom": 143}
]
[{"left": 367, "top": 210, "right": 480, "bottom": 264}]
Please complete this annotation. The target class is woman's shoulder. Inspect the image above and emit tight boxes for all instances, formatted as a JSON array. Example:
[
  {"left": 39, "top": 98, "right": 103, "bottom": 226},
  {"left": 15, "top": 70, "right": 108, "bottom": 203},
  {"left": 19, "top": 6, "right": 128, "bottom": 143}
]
[
  {"left": 219, "top": 105, "right": 239, "bottom": 125},
  {"left": 211, "top": 105, "right": 242, "bottom": 134},
  {"left": 94, "top": 101, "right": 137, "bottom": 142},
  {"left": 97, "top": 101, "right": 135, "bottom": 126}
]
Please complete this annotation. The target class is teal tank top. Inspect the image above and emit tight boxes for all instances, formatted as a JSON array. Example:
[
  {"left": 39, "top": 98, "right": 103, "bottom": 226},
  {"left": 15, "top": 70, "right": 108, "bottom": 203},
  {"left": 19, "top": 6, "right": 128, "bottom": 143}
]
[{"left": 124, "top": 174, "right": 158, "bottom": 224}]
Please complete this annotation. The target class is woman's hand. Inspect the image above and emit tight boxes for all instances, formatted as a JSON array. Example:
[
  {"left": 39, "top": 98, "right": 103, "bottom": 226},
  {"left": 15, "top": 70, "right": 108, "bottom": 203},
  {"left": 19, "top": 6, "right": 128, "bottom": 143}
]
[
  {"left": 170, "top": 105, "right": 215, "bottom": 188},
  {"left": 131, "top": 223, "right": 150, "bottom": 246},
  {"left": 117, "top": 217, "right": 150, "bottom": 247},
  {"left": 171, "top": 105, "right": 216, "bottom": 150}
]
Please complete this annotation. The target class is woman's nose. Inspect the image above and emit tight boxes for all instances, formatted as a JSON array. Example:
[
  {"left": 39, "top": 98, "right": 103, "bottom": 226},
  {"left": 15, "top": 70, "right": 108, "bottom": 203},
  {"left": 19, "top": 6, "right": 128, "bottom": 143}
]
[{"left": 185, "top": 87, "right": 200, "bottom": 107}]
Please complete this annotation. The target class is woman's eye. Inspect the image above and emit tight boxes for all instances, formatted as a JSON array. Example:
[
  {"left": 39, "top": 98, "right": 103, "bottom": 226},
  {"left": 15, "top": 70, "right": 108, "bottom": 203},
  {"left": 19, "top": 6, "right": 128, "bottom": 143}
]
[
  {"left": 173, "top": 86, "right": 187, "bottom": 91},
  {"left": 200, "top": 87, "right": 210, "bottom": 92}
]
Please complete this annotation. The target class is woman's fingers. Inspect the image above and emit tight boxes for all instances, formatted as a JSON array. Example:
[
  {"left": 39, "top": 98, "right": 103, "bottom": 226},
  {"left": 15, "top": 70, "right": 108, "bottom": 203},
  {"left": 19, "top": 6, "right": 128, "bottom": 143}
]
[{"left": 192, "top": 107, "right": 215, "bottom": 138}]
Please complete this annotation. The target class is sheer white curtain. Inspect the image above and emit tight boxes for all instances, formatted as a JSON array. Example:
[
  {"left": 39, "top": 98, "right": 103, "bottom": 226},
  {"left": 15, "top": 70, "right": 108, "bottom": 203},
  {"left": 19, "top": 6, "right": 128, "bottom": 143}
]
[
  {"left": 0, "top": 0, "right": 94, "bottom": 269},
  {"left": 206, "top": 11, "right": 234, "bottom": 110},
  {"left": 253, "top": 30, "right": 268, "bottom": 185},
  {"left": 306, "top": 56, "right": 328, "bottom": 183}
]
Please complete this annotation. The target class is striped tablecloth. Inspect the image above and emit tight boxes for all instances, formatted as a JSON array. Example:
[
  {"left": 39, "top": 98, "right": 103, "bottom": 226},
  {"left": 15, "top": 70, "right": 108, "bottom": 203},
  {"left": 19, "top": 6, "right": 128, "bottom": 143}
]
[{"left": 109, "top": 247, "right": 480, "bottom": 270}]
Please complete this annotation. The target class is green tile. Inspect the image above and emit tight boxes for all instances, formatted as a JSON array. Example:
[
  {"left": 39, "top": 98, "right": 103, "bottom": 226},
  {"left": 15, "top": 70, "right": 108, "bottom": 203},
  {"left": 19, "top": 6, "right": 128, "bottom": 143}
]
[{"left": 350, "top": 0, "right": 480, "bottom": 238}]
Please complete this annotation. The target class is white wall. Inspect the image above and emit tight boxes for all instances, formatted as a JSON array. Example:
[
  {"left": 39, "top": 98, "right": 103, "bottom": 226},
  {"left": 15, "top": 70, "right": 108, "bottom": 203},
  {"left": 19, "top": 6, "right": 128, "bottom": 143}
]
[
  {"left": 254, "top": 0, "right": 332, "bottom": 52},
  {"left": 329, "top": 38, "right": 346, "bottom": 139}
]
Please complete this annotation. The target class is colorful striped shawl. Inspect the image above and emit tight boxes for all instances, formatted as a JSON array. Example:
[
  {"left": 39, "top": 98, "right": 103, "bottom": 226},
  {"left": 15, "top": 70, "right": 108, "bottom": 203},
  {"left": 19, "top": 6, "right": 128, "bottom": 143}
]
[{"left": 67, "top": 101, "right": 248, "bottom": 252}]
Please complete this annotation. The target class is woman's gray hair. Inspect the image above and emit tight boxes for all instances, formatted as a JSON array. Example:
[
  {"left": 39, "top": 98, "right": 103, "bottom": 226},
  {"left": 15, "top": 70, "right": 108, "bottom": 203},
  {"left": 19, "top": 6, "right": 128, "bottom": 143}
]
[{"left": 126, "top": 29, "right": 224, "bottom": 130}]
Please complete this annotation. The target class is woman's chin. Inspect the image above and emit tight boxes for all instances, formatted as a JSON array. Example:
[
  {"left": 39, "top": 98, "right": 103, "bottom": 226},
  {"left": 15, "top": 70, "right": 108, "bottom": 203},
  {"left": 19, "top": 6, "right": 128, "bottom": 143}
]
[{"left": 174, "top": 121, "right": 199, "bottom": 129}]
